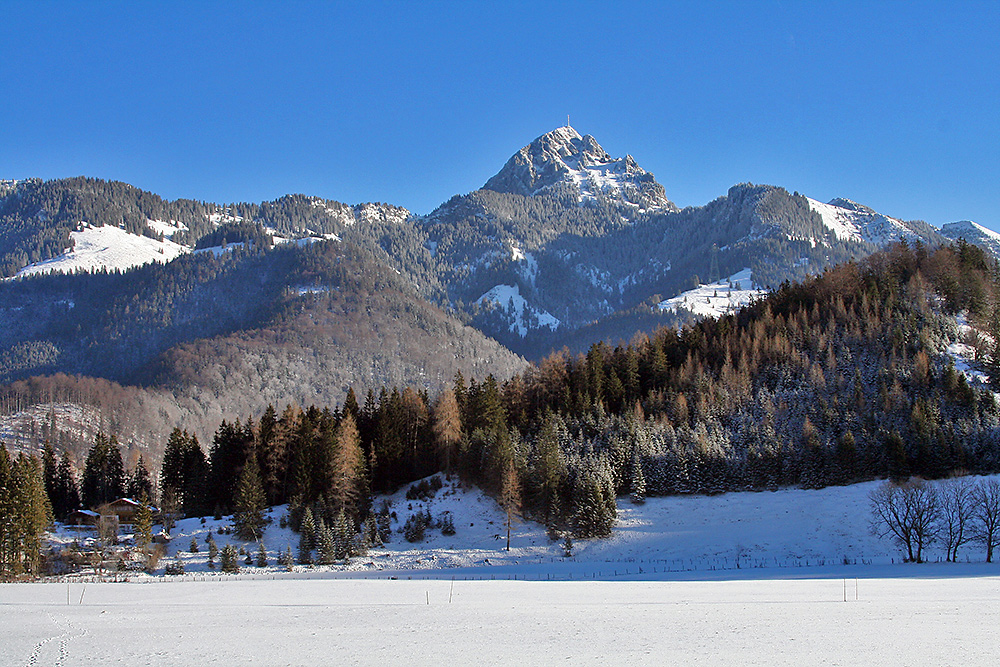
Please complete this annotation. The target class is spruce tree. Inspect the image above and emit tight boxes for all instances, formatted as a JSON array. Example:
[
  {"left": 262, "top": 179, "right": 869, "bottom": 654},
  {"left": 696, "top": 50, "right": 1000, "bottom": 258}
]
[
  {"left": 233, "top": 454, "right": 266, "bottom": 540},
  {"left": 317, "top": 525, "right": 336, "bottom": 564},
  {"left": 255, "top": 541, "right": 267, "bottom": 567}
]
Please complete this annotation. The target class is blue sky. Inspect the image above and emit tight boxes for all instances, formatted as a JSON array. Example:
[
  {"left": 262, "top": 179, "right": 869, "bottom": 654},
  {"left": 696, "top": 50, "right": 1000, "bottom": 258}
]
[{"left": 2, "top": 1, "right": 998, "bottom": 230}]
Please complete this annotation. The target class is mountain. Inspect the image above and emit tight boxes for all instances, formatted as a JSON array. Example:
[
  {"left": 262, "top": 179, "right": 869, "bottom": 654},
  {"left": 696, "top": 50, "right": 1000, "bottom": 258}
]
[
  {"left": 483, "top": 126, "right": 677, "bottom": 212},
  {"left": 0, "top": 126, "right": 983, "bottom": 462},
  {"left": 940, "top": 220, "right": 1000, "bottom": 259},
  {"left": 806, "top": 196, "right": 942, "bottom": 246}
]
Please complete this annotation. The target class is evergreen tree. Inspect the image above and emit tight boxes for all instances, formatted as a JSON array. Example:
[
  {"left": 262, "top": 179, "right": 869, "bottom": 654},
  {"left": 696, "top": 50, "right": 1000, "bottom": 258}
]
[
  {"left": 55, "top": 452, "right": 80, "bottom": 520},
  {"left": 127, "top": 455, "right": 153, "bottom": 502},
  {"left": 297, "top": 528, "right": 313, "bottom": 565},
  {"left": 232, "top": 454, "right": 266, "bottom": 540},
  {"left": 255, "top": 541, "right": 268, "bottom": 567},
  {"left": 316, "top": 525, "right": 336, "bottom": 564},
  {"left": 41, "top": 442, "right": 58, "bottom": 515},
  {"left": 81, "top": 432, "right": 125, "bottom": 508},
  {"left": 133, "top": 494, "right": 153, "bottom": 565},
  {"left": 630, "top": 453, "right": 646, "bottom": 505},
  {"left": 220, "top": 544, "right": 240, "bottom": 573}
]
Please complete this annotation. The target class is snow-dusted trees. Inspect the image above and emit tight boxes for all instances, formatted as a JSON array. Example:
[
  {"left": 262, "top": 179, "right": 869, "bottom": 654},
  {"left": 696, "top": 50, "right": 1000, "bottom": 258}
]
[{"left": 869, "top": 478, "right": 939, "bottom": 563}]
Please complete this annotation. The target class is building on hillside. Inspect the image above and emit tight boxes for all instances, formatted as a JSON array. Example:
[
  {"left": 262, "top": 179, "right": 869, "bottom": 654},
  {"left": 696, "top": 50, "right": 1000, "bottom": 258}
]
[{"left": 95, "top": 498, "right": 159, "bottom": 534}]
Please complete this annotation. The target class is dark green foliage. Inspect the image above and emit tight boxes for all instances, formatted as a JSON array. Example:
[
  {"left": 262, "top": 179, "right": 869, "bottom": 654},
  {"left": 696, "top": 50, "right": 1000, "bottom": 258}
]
[
  {"left": 81, "top": 433, "right": 125, "bottom": 509},
  {"left": 232, "top": 454, "right": 266, "bottom": 540},
  {"left": 403, "top": 513, "right": 428, "bottom": 543}
]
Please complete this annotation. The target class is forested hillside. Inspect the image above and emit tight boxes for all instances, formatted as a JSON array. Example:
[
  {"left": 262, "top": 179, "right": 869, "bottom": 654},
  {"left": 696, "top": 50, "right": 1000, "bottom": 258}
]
[{"left": 41, "top": 241, "right": 995, "bottom": 547}]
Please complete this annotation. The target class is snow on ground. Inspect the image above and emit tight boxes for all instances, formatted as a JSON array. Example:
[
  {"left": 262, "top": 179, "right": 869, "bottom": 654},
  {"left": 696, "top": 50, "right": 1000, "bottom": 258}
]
[
  {"left": 807, "top": 197, "right": 864, "bottom": 242},
  {"left": 13, "top": 476, "right": 1000, "bottom": 664},
  {"left": 4, "top": 574, "right": 999, "bottom": 666},
  {"left": 10, "top": 225, "right": 189, "bottom": 279},
  {"left": 945, "top": 312, "right": 994, "bottom": 388},
  {"left": 145, "top": 218, "right": 187, "bottom": 239},
  {"left": 477, "top": 284, "right": 560, "bottom": 336},
  {"left": 658, "top": 268, "right": 764, "bottom": 319}
]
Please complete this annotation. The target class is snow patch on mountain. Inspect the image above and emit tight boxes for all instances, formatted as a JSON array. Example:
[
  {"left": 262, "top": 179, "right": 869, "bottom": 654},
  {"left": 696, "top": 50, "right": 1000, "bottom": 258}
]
[
  {"left": 10, "top": 224, "right": 189, "bottom": 279},
  {"left": 477, "top": 284, "right": 560, "bottom": 336},
  {"left": 658, "top": 268, "right": 764, "bottom": 318}
]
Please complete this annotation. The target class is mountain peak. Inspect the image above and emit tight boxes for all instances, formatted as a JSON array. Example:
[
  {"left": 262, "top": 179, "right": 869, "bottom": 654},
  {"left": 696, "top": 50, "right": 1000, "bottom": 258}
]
[{"left": 482, "top": 127, "right": 676, "bottom": 212}]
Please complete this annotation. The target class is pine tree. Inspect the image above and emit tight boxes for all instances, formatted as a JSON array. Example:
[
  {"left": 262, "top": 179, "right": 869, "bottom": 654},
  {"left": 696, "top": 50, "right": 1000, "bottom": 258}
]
[
  {"left": 41, "top": 442, "right": 58, "bottom": 515},
  {"left": 297, "top": 528, "right": 313, "bottom": 565},
  {"left": 282, "top": 546, "right": 294, "bottom": 571},
  {"left": 133, "top": 494, "right": 153, "bottom": 555},
  {"left": 127, "top": 455, "right": 153, "bottom": 501},
  {"left": 630, "top": 453, "right": 646, "bottom": 505},
  {"left": 316, "top": 525, "right": 336, "bottom": 564},
  {"left": 220, "top": 544, "right": 240, "bottom": 573},
  {"left": 233, "top": 454, "right": 266, "bottom": 540},
  {"left": 189, "top": 536, "right": 199, "bottom": 553},
  {"left": 55, "top": 452, "right": 80, "bottom": 520},
  {"left": 81, "top": 432, "right": 125, "bottom": 508},
  {"left": 255, "top": 541, "right": 267, "bottom": 567}
]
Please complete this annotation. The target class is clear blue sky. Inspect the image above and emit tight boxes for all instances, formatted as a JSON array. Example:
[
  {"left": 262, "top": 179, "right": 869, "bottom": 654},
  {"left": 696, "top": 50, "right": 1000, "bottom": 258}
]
[{"left": 2, "top": 1, "right": 998, "bottom": 230}]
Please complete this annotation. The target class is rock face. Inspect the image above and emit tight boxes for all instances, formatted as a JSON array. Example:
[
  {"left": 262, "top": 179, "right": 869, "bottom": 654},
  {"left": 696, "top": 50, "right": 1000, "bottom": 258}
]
[{"left": 483, "top": 126, "right": 676, "bottom": 212}]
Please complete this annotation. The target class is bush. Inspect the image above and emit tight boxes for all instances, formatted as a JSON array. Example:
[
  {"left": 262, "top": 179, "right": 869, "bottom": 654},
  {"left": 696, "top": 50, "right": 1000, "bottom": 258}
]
[
  {"left": 406, "top": 476, "right": 443, "bottom": 501},
  {"left": 440, "top": 512, "right": 456, "bottom": 536},
  {"left": 403, "top": 513, "right": 427, "bottom": 543},
  {"left": 165, "top": 562, "right": 185, "bottom": 575}
]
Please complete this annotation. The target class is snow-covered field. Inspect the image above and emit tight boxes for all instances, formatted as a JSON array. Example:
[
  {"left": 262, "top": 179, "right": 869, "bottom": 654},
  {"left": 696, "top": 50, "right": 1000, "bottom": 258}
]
[
  {"left": 4, "top": 573, "right": 999, "bottom": 666},
  {"left": 7, "top": 477, "right": 1000, "bottom": 664}
]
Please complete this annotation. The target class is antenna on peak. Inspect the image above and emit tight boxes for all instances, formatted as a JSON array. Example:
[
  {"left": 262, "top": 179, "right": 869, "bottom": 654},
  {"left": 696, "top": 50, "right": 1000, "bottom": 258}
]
[{"left": 567, "top": 114, "right": 571, "bottom": 128}]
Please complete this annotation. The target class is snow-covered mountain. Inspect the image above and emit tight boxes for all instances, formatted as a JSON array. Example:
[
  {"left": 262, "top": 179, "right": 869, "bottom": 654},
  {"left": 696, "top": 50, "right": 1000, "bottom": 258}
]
[
  {"left": 806, "top": 197, "right": 939, "bottom": 246},
  {"left": 483, "top": 126, "right": 676, "bottom": 212},
  {"left": 940, "top": 220, "right": 1000, "bottom": 259}
]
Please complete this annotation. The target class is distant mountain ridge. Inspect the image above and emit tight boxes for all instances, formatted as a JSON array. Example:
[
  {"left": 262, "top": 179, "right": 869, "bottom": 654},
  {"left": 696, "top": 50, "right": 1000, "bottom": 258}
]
[{"left": 0, "top": 126, "right": 988, "bottom": 381}]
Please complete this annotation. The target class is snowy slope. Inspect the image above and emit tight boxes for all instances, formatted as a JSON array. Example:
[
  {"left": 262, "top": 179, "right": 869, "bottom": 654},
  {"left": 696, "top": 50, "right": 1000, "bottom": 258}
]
[
  {"left": 658, "top": 268, "right": 765, "bottom": 318},
  {"left": 941, "top": 220, "right": 1000, "bottom": 259},
  {"left": 477, "top": 284, "right": 560, "bottom": 337},
  {"left": 11, "top": 224, "right": 189, "bottom": 279},
  {"left": 44, "top": 472, "right": 1000, "bottom": 584},
  {"left": 807, "top": 197, "right": 923, "bottom": 245}
]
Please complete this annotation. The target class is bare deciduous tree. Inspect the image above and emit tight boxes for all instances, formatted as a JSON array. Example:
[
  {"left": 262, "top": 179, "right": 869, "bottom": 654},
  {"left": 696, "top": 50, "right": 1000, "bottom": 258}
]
[
  {"left": 869, "top": 477, "right": 939, "bottom": 563},
  {"left": 937, "top": 476, "right": 975, "bottom": 562},
  {"left": 972, "top": 478, "right": 1000, "bottom": 563}
]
